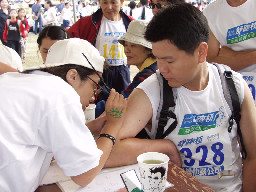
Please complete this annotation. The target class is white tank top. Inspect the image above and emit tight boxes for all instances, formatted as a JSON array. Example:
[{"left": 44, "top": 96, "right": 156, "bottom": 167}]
[{"left": 137, "top": 63, "right": 244, "bottom": 191}]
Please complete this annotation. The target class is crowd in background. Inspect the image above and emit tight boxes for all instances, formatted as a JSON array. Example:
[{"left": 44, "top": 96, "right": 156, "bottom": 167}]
[
  {"left": 0, "top": 0, "right": 100, "bottom": 36},
  {"left": 0, "top": 0, "right": 214, "bottom": 63},
  {"left": 0, "top": 0, "right": 100, "bottom": 63},
  {"left": 1, "top": 0, "right": 213, "bottom": 36}
]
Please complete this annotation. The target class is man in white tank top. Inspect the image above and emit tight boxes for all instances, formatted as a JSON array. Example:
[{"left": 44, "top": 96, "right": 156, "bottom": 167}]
[
  {"left": 203, "top": 0, "right": 256, "bottom": 104},
  {"left": 106, "top": 3, "right": 256, "bottom": 192}
]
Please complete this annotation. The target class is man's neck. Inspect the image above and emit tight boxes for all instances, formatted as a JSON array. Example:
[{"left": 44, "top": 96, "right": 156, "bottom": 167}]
[
  {"left": 184, "top": 62, "right": 209, "bottom": 91},
  {"left": 227, "top": 0, "right": 247, "bottom": 7}
]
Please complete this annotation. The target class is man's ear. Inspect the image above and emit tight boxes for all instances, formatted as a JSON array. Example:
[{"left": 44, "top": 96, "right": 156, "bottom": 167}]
[
  {"left": 198, "top": 42, "right": 208, "bottom": 63},
  {"left": 66, "top": 69, "right": 79, "bottom": 86}
]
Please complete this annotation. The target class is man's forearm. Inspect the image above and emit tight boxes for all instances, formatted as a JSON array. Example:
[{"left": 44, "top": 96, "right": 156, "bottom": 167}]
[
  {"left": 243, "top": 158, "right": 256, "bottom": 192},
  {"left": 210, "top": 47, "right": 256, "bottom": 71},
  {"left": 105, "top": 138, "right": 181, "bottom": 168}
]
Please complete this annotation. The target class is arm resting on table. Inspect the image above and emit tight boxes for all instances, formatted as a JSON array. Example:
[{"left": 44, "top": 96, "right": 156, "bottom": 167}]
[
  {"left": 105, "top": 138, "right": 182, "bottom": 168},
  {"left": 105, "top": 89, "right": 182, "bottom": 168}
]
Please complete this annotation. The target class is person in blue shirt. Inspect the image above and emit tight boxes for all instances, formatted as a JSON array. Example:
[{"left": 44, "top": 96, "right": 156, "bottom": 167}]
[{"left": 32, "top": 0, "right": 42, "bottom": 35}]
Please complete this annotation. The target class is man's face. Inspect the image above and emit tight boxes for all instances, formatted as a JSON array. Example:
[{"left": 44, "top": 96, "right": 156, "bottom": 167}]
[
  {"left": 152, "top": 39, "right": 203, "bottom": 89},
  {"left": 148, "top": 172, "right": 165, "bottom": 191}
]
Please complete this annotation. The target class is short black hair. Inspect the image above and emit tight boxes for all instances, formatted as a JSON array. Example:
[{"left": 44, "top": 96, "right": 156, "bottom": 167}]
[
  {"left": 129, "top": 1, "right": 136, "bottom": 9},
  {"left": 46, "top": 0, "right": 53, "bottom": 7},
  {"left": 145, "top": 3, "right": 209, "bottom": 55},
  {"left": 37, "top": 26, "right": 69, "bottom": 48},
  {"left": 140, "top": 0, "right": 148, "bottom": 6}
]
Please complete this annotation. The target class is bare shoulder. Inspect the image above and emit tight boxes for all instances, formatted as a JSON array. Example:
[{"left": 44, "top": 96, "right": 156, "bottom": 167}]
[{"left": 118, "top": 88, "right": 153, "bottom": 139}]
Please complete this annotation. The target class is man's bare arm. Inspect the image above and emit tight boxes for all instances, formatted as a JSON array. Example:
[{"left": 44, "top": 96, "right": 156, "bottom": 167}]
[
  {"left": 105, "top": 138, "right": 182, "bottom": 168},
  {"left": 105, "top": 89, "right": 182, "bottom": 168},
  {"left": 240, "top": 81, "right": 256, "bottom": 191},
  {"left": 207, "top": 30, "right": 256, "bottom": 71}
]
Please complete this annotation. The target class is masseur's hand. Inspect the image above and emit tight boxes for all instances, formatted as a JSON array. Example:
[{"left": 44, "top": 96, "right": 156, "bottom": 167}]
[{"left": 103, "top": 89, "right": 127, "bottom": 135}]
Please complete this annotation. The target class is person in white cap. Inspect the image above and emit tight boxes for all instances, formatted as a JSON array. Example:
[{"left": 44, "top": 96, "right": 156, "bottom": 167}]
[
  {"left": 0, "top": 44, "right": 23, "bottom": 72},
  {"left": 0, "top": 38, "right": 127, "bottom": 191}
]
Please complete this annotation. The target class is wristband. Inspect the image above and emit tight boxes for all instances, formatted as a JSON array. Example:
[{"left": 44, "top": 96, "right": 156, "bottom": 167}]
[{"left": 99, "top": 134, "right": 116, "bottom": 145}]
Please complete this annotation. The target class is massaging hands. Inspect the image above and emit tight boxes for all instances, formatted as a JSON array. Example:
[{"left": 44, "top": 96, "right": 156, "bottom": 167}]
[{"left": 105, "top": 89, "right": 127, "bottom": 128}]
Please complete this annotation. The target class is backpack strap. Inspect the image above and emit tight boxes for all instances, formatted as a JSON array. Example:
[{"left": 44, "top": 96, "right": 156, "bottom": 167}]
[
  {"left": 155, "top": 71, "right": 177, "bottom": 139},
  {"left": 214, "top": 63, "right": 247, "bottom": 159}
]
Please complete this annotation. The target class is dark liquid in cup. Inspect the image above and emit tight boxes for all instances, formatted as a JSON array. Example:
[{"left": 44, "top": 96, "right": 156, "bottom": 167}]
[{"left": 143, "top": 160, "right": 164, "bottom": 164}]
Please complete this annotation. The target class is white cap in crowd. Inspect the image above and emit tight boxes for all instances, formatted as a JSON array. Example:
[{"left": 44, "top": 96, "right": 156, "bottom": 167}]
[
  {"left": 118, "top": 20, "right": 152, "bottom": 49},
  {"left": 34, "top": 38, "right": 105, "bottom": 73},
  {"left": 0, "top": 44, "right": 23, "bottom": 72}
]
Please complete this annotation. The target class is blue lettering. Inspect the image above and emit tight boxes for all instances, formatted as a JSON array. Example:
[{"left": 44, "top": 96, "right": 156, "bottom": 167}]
[{"left": 182, "top": 166, "right": 224, "bottom": 177}]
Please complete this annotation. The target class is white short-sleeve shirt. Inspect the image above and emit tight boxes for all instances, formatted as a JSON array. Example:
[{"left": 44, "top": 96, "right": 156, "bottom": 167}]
[{"left": 0, "top": 71, "right": 102, "bottom": 192}]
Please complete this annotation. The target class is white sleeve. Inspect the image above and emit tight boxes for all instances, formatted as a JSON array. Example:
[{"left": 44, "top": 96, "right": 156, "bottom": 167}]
[{"left": 37, "top": 101, "right": 102, "bottom": 177}]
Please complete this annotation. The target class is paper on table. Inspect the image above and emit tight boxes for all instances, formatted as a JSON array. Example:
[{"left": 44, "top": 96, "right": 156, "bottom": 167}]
[
  {"left": 76, "top": 164, "right": 140, "bottom": 192},
  {"left": 57, "top": 164, "right": 140, "bottom": 192},
  {"left": 58, "top": 164, "right": 173, "bottom": 192}
]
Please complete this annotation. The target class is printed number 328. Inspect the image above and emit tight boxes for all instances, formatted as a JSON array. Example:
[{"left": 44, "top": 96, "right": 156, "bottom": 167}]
[{"left": 180, "top": 142, "right": 224, "bottom": 166}]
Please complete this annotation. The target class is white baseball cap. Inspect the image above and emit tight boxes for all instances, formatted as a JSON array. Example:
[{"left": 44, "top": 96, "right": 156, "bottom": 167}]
[
  {"left": 0, "top": 44, "right": 23, "bottom": 71},
  {"left": 31, "top": 38, "right": 105, "bottom": 73}
]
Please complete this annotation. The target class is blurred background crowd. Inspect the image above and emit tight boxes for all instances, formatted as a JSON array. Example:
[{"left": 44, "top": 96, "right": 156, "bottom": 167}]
[{"left": 0, "top": 0, "right": 214, "bottom": 36}]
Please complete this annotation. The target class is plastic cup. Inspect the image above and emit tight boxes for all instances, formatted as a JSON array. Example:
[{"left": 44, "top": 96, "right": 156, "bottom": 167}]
[{"left": 84, "top": 104, "right": 96, "bottom": 122}]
